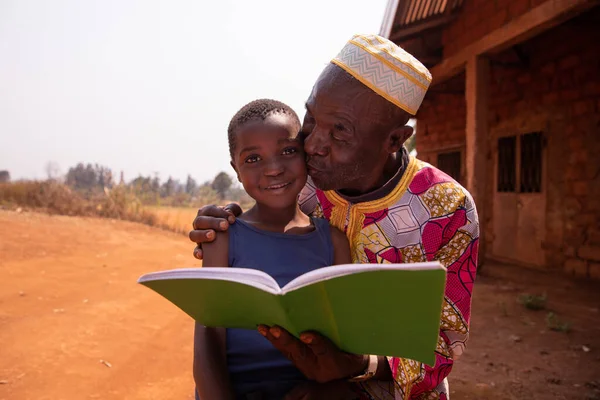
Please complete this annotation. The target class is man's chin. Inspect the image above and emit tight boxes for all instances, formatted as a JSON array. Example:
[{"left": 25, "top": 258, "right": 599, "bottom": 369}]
[{"left": 309, "top": 174, "right": 336, "bottom": 191}]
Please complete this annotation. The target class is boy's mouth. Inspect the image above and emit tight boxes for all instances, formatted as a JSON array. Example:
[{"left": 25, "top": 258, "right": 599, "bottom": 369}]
[{"left": 265, "top": 182, "right": 292, "bottom": 190}]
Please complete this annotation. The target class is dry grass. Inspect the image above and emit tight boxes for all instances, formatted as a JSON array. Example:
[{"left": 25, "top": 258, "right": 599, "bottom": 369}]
[
  {"left": 0, "top": 181, "right": 157, "bottom": 226},
  {"left": 146, "top": 200, "right": 255, "bottom": 235},
  {"left": 0, "top": 181, "right": 253, "bottom": 236},
  {"left": 146, "top": 206, "right": 198, "bottom": 235}
]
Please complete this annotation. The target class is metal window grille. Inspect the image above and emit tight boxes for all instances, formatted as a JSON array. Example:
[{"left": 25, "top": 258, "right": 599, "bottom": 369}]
[
  {"left": 520, "top": 132, "right": 543, "bottom": 193},
  {"left": 497, "top": 136, "right": 517, "bottom": 192},
  {"left": 437, "top": 151, "right": 461, "bottom": 183}
]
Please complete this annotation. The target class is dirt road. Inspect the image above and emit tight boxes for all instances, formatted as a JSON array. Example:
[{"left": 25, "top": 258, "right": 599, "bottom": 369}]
[
  {"left": 1, "top": 210, "right": 599, "bottom": 399},
  {"left": 0, "top": 211, "right": 198, "bottom": 400}
]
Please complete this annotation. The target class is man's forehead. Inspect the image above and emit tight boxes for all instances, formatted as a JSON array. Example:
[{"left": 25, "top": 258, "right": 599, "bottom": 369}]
[
  {"left": 307, "top": 67, "right": 390, "bottom": 117},
  {"left": 306, "top": 66, "right": 365, "bottom": 106}
]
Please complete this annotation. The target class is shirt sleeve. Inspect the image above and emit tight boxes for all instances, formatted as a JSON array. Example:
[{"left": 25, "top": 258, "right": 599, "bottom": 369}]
[{"left": 358, "top": 188, "right": 480, "bottom": 400}]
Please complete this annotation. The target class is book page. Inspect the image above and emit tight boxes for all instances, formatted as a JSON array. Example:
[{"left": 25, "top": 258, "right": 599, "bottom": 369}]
[
  {"left": 138, "top": 267, "right": 282, "bottom": 294},
  {"left": 281, "top": 262, "right": 443, "bottom": 294}
]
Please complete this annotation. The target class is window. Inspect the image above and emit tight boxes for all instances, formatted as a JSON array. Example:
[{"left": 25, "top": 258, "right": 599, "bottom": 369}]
[
  {"left": 437, "top": 151, "right": 462, "bottom": 183},
  {"left": 497, "top": 132, "right": 543, "bottom": 193},
  {"left": 520, "top": 132, "right": 543, "bottom": 193},
  {"left": 497, "top": 136, "right": 516, "bottom": 192}
]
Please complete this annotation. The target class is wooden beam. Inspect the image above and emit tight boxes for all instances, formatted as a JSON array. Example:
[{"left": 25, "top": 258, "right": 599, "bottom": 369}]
[
  {"left": 389, "top": 13, "right": 456, "bottom": 41},
  {"left": 430, "top": 0, "right": 598, "bottom": 84},
  {"left": 465, "top": 55, "right": 490, "bottom": 264},
  {"left": 379, "top": 0, "right": 401, "bottom": 38}
]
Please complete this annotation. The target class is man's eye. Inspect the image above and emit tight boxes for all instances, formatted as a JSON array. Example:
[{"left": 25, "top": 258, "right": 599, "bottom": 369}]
[
  {"left": 330, "top": 132, "right": 345, "bottom": 142},
  {"left": 245, "top": 155, "right": 261, "bottom": 163},
  {"left": 334, "top": 123, "right": 346, "bottom": 131},
  {"left": 282, "top": 147, "right": 298, "bottom": 155}
]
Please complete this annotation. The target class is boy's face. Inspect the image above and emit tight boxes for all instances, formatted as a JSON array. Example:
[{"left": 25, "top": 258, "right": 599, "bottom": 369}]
[{"left": 230, "top": 114, "right": 307, "bottom": 209}]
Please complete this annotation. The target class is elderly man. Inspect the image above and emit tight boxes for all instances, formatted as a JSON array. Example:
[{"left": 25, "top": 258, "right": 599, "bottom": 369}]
[{"left": 190, "top": 34, "right": 479, "bottom": 399}]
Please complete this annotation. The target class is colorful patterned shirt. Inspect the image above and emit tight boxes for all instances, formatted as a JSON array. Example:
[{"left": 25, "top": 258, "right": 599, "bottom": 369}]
[{"left": 298, "top": 157, "right": 479, "bottom": 400}]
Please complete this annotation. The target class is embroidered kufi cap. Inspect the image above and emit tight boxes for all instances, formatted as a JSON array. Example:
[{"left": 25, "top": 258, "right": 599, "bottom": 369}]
[{"left": 331, "top": 34, "right": 432, "bottom": 115}]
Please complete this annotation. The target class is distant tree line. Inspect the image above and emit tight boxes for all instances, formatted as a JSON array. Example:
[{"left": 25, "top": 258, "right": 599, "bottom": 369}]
[{"left": 0, "top": 164, "right": 252, "bottom": 209}]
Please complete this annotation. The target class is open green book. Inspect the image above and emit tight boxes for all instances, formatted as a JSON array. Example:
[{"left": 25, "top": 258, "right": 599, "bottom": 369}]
[{"left": 138, "top": 262, "right": 446, "bottom": 366}]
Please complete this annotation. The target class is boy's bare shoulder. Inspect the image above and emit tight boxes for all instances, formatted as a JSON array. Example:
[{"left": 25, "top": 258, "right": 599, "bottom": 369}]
[
  {"left": 328, "top": 224, "right": 348, "bottom": 244},
  {"left": 328, "top": 224, "right": 352, "bottom": 265}
]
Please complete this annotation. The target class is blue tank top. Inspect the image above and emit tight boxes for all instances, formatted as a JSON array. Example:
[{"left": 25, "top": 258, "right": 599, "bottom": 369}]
[{"left": 226, "top": 217, "right": 333, "bottom": 399}]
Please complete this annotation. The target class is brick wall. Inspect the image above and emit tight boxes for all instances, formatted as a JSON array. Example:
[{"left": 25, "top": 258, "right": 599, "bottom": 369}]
[
  {"left": 416, "top": 74, "right": 466, "bottom": 168},
  {"left": 415, "top": 6, "right": 600, "bottom": 278},
  {"left": 442, "top": 0, "right": 537, "bottom": 58}
]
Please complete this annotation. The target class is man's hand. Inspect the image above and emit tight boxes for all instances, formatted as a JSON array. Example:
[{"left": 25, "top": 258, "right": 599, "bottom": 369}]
[
  {"left": 284, "top": 381, "right": 359, "bottom": 400},
  {"left": 189, "top": 203, "right": 243, "bottom": 259},
  {"left": 258, "top": 325, "right": 367, "bottom": 384}
]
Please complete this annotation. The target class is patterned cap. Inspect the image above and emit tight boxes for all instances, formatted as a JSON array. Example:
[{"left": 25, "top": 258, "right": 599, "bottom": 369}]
[{"left": 331, "top": 34, "right": 432, "bottom": 115}]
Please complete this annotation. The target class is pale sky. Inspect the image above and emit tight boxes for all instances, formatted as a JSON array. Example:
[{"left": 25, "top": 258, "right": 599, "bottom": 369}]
[{"left": 0, "top": 0, "right": 389, "bottom": 184}]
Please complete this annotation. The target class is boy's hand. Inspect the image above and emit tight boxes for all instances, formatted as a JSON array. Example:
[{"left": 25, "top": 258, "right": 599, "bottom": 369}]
[
  {"left": 258, "top": 325, "right": 367, "bottom": 384},
  {"left": 189, "top": 203, "right": 242, "bottom": 259}
]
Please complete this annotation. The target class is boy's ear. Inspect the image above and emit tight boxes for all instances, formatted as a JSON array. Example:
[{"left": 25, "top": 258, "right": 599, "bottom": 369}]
[
  {"left": 230, "top": 160, "right": 241, "bottom": 182},
  {"left": 386, "top": 125, "right": 413, "bottom": 154}
]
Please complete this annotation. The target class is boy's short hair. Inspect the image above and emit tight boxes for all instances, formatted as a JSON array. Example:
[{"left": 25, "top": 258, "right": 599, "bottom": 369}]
[{"left": 228, "top": 99, "right": 301, "bottom": 159}]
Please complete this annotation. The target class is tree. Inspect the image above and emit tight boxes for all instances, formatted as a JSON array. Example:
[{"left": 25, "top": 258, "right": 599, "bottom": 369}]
[
  {"left": 65, "top": 163, "right": 113, "bottom": 192},
  {"left": 185, "top": 174, "right": 198, "bottom": 195},
  {"left": 405, "top": 133, "right": 416, "bottom": 154},
  {"left": 129, "top": 175, "right": 160, "bottom": 205},
  {"left": 0, "top": 170, "right": 10, "bottom": 183},
  {"left": 45, "top": 162, "right": 61, "bottom": 181},
  {"left": 161, "top": 177, "right": 178, "bottom": 198},
  {"left": 405, "top": 118, "right": 417, "bottom": 155},
  {"left": 211, "top": 172, "right": 233, "bottom": 199},
  {"left": 66, "top": 163, "right": 96, "bottom": 190}
]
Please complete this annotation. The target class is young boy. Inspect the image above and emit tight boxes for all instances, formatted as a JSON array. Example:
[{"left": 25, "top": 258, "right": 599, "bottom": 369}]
[{"left": 194, "top": 99, "right": 351, "bottom": 399}]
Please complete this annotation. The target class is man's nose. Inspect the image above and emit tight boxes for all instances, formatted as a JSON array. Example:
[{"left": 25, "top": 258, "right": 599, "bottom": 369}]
[
  {"left": 264, "top": 159, "right": 285, "bottom": 176},
  {"left": 304, "top": 128, "right": 329, "bottom": 157}
]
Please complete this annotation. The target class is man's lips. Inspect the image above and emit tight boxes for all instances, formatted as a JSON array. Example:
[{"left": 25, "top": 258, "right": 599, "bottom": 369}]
[{"left": 307, "top": 163, "right": 325, "bottom": 173}]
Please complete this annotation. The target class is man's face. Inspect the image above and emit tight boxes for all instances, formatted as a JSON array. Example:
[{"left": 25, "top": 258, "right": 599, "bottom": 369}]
[{"left": 301, "top": 64, "right": 399, "bottom": 193}]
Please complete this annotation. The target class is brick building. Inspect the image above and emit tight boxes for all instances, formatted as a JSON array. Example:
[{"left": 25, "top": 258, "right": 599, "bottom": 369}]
[{"left": 380, "top": 0, "right": 600, "bottom": 278}]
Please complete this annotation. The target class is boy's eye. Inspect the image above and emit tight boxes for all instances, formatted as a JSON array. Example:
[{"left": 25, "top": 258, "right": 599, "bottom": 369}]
[
  {"left": 282, "top": 147, "right": 298, "bottom": 155},
  {"left": 245, "top": 155, "right": 261, "bottom": 163}
]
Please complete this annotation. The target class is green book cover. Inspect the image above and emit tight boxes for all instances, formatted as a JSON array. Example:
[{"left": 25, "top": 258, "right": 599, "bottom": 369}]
[{"left": 138, "top": 262, "right": 446, "bottom": 366}]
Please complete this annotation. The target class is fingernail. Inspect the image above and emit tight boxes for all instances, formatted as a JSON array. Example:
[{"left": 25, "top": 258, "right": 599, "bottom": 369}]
[
  {"left": 300, "top": 334, "right": 312, "bottom": 344},
  {"left": 257, "top": 326, "right": 267, "bottom": 336},
  {"left": 270, "top": 327, "right": 280, "bottom": 338},
  {"left": 206, "top": 231, "right": 214, "bottom": 239},
  {"left": 219, "top": 221, "right": 228, "bottom": 230},
  {"left": 228, "top": 215, "right": 235, "bottom": 223}
]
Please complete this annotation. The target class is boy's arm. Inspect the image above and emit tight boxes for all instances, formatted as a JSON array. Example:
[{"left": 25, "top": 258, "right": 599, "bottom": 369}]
[
  {"left": 202, "top": 230, "right": 229, "bottom": 267},
  {"left": 193, "top": 324, "right": 233, "bottom": 400},
  {"left": 329, "top": 225, "right": 352, "bottom": 265},
  {"left": 193, "top": 232, "right": 234, "bottom": 399}
]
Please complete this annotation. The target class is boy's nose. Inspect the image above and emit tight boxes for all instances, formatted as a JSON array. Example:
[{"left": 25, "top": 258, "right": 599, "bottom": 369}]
[{"left": 264, "top": 160, "right": 284, "bottom": 176}]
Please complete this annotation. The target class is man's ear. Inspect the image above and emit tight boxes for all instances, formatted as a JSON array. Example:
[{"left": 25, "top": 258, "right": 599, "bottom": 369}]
[
  {"left": 386, "top": 125, "right": 413, "bottom": 154},
  {"left": 230, "top": 160, "right": 241, "bottom": 182}
]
